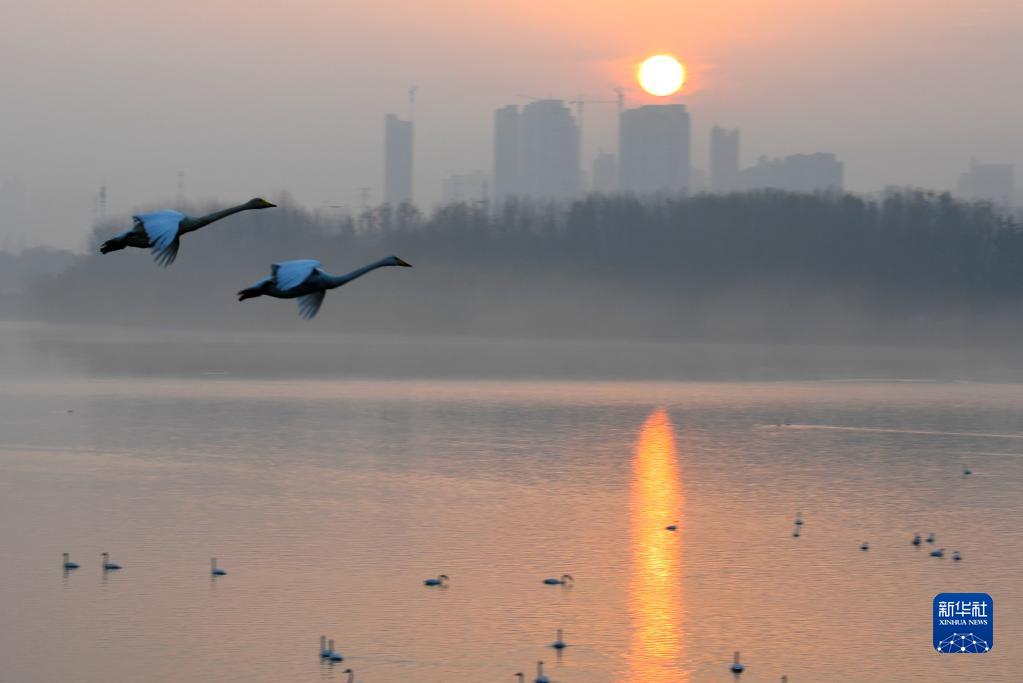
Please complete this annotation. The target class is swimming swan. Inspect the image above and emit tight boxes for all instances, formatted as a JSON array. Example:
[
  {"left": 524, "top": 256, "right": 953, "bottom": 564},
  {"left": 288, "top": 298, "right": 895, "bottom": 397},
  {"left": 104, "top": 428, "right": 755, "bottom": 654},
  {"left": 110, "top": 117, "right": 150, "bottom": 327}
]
[
  {"left": 552, "top": 629, "right": 566, "bottom": 649},
  {"left": 543, "top": 574, "right": 574, "bottom": 586}
]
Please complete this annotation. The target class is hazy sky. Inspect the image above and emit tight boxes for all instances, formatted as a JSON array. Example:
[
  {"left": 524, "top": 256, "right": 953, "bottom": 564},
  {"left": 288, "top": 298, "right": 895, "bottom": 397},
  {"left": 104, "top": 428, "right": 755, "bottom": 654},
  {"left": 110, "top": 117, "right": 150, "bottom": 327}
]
[{"left": 2, "top": 0, "right": 1021, "bottom": 249}]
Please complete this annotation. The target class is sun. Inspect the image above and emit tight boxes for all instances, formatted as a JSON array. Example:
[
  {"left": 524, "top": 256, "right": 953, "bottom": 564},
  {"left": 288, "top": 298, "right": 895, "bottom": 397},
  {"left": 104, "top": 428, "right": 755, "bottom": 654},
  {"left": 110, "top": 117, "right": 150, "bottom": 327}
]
[{"left": 638, "top": 55, "right": 685, "bottom": 97}]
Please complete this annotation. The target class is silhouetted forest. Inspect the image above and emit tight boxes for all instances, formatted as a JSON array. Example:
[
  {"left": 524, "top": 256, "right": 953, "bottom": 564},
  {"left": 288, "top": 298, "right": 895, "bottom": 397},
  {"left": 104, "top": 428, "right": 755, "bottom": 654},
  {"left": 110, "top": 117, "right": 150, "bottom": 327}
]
[{"left": 17, "top": 190, "right": 1023, "bottom": 343}]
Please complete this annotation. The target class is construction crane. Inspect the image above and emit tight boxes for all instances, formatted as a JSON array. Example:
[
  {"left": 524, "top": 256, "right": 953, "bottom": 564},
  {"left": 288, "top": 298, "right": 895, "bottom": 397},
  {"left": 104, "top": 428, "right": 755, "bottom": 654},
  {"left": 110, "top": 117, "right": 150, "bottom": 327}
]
[{"left": 568, "top": 94, "right": 620, "bottom": 167}]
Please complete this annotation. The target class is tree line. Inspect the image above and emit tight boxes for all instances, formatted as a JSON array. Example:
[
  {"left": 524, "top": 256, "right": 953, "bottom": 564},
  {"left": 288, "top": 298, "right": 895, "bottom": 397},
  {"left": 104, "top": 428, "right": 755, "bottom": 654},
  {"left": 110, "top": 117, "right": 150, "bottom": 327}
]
[{"left": 17, "top": 189, "right": 1023, "bottom": 343}]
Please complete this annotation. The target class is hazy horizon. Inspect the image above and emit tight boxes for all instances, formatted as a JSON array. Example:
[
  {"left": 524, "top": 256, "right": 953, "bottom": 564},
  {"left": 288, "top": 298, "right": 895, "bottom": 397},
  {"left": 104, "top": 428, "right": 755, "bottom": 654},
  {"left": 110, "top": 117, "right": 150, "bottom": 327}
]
[{"left": 2, "top": 0, "right": 1022, "bottom": 249}]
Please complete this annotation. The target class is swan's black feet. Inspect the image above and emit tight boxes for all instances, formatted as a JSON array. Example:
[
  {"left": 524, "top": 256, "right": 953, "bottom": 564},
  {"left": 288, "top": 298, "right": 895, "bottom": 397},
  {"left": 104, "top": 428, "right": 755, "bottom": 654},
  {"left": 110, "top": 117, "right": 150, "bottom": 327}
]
[{"left": 99, "top": 238, "right": 126, "bottom": 254}]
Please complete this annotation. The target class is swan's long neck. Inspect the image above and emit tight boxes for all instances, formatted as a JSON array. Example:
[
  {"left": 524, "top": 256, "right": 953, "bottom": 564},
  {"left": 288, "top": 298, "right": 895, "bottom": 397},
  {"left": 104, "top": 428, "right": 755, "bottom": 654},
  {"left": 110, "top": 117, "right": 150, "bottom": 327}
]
[
  {"left": 183, "top": 202, "right": 254, "bottom": 233},
  {"left": 347, "top": 671, "right": 354, "bottom": 683},
  {"left": 326, "top": 258, "right": 393, "bottom": 289}
]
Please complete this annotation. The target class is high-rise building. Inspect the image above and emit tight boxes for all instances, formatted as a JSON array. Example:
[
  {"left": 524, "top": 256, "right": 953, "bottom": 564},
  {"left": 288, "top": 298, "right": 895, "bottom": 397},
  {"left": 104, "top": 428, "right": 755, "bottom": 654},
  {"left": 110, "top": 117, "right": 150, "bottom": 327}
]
[
  {"left": 493, "top": 105, "right": 521, "bottom": 203},
  {"left": 738, "top": 153, "right": 843, "bottom": 193},
  {"left": 957, "top": 161, "right": 1015, "bottom": 206},
  {"left": 591, "top": 151, "right": 617, "bottom": 193},
  {"left": 384, "top": 113, "right": 413, "bottom": 205},
  {"left": 619, "top": 104, "right": 690, "bottom": 195},
  {"left": 709, "top": 126, "right": 740, "bottom": 193},
  {"left": 519, "top": 99, "right": 580, "bottom": 200}
]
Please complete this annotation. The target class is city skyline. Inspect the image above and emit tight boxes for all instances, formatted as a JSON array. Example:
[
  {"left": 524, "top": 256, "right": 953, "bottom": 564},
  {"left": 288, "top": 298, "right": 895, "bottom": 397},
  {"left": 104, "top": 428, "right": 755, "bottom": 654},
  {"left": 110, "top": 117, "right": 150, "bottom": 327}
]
[{"left": 1, "top": 0, "right": 1021, "bottom": 248}]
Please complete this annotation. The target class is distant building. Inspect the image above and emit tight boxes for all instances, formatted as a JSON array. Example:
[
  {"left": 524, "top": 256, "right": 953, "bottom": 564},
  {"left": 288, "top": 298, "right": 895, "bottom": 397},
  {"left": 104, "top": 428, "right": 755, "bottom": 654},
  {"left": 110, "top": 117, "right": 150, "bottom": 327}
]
[
  {"left": 591, "top": 151, "right": 617, "bottom": 193},
  {"left": 709, "top": 126, "right": 740, "bottom": 193},
  {"left": 519, "top": 99, "right": 581, "bottom": 200},
  {"left": 619, "top": 104, "right": 690, "bottom": 195},
  {"left": 442, "top": 170, "right": 490, "bottom": 204},
  {"left": 738, "top": 153, "right": 843, "bottom": 193},
  {"left": 690, "top": 167, "right": 709, "bottom": 194},
  {"left": 957, "top": 161, "right": 1014, "bottom": 206},
  {"left": 493, "top": 105, "right": 521, "bottom": 203},
  {"left": 384, "top": 113, "right": 413, "bottom": 205}
]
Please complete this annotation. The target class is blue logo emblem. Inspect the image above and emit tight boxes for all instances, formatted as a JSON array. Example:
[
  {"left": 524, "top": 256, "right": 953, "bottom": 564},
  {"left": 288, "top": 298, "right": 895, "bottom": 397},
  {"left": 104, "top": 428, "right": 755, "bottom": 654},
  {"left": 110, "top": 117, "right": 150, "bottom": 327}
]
[{"left": 933, "top": 593, "right": 993, "bottom": 653}]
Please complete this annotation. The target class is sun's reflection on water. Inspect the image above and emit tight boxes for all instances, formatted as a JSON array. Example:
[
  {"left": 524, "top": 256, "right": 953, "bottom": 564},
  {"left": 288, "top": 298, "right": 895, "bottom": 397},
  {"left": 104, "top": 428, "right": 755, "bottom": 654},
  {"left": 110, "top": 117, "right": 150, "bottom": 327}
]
[{"left": 629, "top": 408, "right": 684, "bottom": 682}]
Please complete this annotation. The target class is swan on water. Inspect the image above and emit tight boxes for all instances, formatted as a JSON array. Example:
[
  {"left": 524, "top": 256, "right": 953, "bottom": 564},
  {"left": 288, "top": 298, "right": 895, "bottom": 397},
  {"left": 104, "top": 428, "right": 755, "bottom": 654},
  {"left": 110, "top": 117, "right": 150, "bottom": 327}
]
[
  {"left": 101, "top": 552, "right": 122, "bottom": 570},
  {"left": 534, "top": 660, "right": 550, "bottom": 683},
  {"left": 62, "top": 553, "right": 79, "bottom": 570},
  {"left": 912, "top": 533, "right": 921, "bottom": 546},
  {"left": 424, "top": 574, "right": 449, "bottom": 587},
  {"left": 953, "top": 550, "right": 961, "bottom": 561},
  {"left": 319, "top": 635, "right": 331, "bottom": 659},
  {"left": 930, "top": 548, "right": 945, "bottom": 558},
  {"left": 211, "top": 558, "right": 227, "bottom": 576},
  {"left": 731, "top": 651, "right": 745, "bottom": 673},
  {"left": 328, "top": 640, "right": 343, "bottom": 662},
  {"left": 100, "top": 198, "right": 275, "bottom": 266},
  {"left": 237, "top": 256, "right": 412, "bottom": 320},
  {"left": 543, "top": 574, "right": 574, "bottom": 586},
  {"left": 552, "top": 629, "right": 566, "bottom": 649}
]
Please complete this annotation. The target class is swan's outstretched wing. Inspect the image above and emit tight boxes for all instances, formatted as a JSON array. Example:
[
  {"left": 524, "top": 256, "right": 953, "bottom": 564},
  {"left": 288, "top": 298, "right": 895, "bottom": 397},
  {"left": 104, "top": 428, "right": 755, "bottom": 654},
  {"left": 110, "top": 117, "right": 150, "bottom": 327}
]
[
  {"left": 272, "top": 259, "right": 321, "bottom": 291},
  {"left": 134, "top": 211, "right": 185, "bottom": 267},
  {"left": 297, "top": 291, "right": 326, "bottom": 319}
]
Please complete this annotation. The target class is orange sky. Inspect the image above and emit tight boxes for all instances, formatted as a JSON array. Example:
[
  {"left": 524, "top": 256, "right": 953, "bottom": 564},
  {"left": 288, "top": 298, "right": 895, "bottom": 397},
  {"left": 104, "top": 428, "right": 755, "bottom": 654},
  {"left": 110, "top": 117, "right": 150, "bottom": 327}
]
[{"left": 1, "top": 0, "right": 1021, "bottom": 247}]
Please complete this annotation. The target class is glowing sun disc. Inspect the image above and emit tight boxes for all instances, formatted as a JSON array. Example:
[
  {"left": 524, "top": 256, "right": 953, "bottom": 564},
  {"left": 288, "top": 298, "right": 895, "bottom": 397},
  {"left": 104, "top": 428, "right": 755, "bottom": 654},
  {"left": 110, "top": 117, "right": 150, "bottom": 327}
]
[{"left": 638, "top": 55, "right": 685, "bottom": 97}]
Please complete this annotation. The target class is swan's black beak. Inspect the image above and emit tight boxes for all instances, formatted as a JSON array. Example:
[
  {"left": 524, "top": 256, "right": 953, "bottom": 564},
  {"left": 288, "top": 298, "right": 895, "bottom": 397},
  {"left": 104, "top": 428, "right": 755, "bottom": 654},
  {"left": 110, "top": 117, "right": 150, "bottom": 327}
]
[{"left": 395, "top": 257, "right": 412, "bottom": 267}]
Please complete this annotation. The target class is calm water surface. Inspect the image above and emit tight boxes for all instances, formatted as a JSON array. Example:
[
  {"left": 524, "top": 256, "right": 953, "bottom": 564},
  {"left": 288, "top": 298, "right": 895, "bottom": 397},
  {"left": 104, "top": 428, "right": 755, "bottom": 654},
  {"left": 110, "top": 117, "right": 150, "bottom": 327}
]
[{"left": 0, "top": 325, "right": 1021, "bottom": 682}]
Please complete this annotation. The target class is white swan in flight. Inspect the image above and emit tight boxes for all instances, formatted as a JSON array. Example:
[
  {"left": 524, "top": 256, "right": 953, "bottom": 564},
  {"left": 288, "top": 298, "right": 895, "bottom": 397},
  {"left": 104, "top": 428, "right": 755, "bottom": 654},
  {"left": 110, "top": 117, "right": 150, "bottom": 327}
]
[
  {"left": 237, "top": 256, "right": 412, "bottom": 319},
  {"left": 100, "top": 198, "right": 276, "bottom": 266}
]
